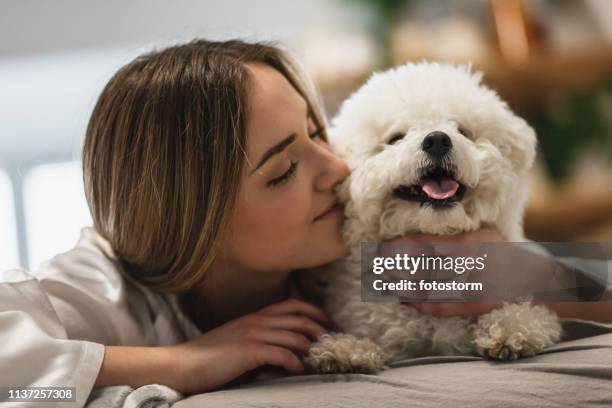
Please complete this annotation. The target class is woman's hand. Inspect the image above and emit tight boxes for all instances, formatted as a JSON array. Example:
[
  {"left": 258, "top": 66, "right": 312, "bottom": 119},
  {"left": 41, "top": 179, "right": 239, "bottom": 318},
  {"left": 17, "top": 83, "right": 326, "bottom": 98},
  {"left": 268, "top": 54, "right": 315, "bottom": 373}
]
[
  {"left": 166, "top": 298, "right": 332, "bottom": 395},
  {"left": 386, "top": 224, "right": 506, "bottom": 245},
  {"left": 387, "top": 225, "right": 506, "bottom": 317}
]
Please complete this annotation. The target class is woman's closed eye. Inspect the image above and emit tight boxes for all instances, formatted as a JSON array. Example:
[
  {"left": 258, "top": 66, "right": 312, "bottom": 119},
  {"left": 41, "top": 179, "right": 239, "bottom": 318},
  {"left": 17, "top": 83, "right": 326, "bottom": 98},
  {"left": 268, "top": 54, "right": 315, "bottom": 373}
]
[
  {"left": 266, "top": 118, "right": 325, "bottom": 188},
  {"left": 266, "top": 127, "right": 321, "bottom": 188},
  {"left": 267, "top": 160, "right": 299, "bottom": 187}
]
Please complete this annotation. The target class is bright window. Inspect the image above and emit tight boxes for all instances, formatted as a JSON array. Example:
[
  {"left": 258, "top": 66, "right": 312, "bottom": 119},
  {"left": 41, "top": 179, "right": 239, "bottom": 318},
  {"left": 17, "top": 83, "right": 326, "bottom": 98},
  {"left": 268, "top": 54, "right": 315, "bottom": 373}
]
[
  {"left": 24, "top": 161, "right": 92, "bottom": 271},
  {"left": 0, "top": 170, "right": 19, "bottom": 273}
]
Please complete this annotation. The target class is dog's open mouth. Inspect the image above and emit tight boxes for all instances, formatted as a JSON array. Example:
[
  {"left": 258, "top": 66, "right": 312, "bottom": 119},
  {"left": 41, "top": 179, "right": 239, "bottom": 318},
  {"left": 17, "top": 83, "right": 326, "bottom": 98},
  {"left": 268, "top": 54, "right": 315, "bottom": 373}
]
[{"left": 392, "top": 166, "right": 466, "bottom": 209}]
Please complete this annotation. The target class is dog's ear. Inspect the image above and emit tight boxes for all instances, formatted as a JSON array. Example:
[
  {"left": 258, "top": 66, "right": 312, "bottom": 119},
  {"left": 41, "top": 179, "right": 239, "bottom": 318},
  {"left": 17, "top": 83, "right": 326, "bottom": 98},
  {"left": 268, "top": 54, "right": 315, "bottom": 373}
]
[
  {"left": 490, "top": 103, "right": 538, "bottom": 174},
  {"left": 504, "top": 115, "right": 538, "bottom": 173}
]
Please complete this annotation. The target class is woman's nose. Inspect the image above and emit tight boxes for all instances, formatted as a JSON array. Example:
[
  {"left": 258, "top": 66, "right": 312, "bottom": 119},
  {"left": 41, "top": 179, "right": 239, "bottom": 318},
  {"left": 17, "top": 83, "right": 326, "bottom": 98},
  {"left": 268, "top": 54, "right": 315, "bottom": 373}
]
[{"left": 315, "top": 151, "right": 350, "bottom": 192}]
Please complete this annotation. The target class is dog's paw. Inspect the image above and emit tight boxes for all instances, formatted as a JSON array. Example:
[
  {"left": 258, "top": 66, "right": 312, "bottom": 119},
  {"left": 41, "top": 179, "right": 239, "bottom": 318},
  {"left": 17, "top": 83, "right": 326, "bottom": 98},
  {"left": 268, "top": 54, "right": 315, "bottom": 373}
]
[
  {"left": 473, "top": 303, "right": 562, "bottom": 361},
  {"left": 475, "top": 330, "right": 528, "bottom": 361},
  {"left": 305, "top": 332, "right": 387, "bottom": 374}
]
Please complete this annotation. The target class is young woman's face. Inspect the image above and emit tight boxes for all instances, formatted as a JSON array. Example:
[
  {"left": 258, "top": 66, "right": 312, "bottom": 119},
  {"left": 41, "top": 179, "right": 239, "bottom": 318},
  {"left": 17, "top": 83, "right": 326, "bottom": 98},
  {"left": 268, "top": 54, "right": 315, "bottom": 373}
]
[{"left": 220, "top": 63, "right": 350, "bottom": 273}]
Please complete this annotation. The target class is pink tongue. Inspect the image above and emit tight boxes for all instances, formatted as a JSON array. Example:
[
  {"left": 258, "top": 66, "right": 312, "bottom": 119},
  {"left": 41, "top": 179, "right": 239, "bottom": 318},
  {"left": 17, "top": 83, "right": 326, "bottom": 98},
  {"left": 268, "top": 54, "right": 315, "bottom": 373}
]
[{"left": 421, "top": 179, "right": 459, "bottom": 200}]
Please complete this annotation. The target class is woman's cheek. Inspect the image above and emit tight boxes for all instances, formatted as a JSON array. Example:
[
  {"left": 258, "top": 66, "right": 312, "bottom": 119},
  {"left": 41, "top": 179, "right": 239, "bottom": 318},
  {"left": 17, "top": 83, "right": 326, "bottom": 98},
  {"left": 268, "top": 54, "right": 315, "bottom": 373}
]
[
  {"left": 271, "top": 176, "right": 311, "bottom": 220},
  {"left": 274, "top": 183, "right": 313, "bottom": 250},
  {"left": 290, "top": 175, "right": 315, "bottom": 225}
]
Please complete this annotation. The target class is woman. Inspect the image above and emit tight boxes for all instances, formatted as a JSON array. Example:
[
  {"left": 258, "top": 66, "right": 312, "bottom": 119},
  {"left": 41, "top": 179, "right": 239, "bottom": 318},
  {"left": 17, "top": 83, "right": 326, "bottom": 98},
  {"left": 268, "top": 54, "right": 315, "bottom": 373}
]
[
  {"left": 83, "top": 38, "right": 352, "bottom": 394},
  {"left": 0, "top": 39, "right": 609, "bottom": 406}
]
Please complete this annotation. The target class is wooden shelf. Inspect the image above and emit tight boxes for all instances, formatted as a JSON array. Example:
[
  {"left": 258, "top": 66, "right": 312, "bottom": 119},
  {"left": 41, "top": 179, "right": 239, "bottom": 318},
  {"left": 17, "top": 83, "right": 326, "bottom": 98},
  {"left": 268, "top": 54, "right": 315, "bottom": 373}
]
[
  {"left": 318, "top": 43, "right": 612, "bottom": 114},
  {"left": 525, "top": 184, "right": 612, "bottom": 242},
  {"left": 478, "top": 44, "right": 612, "bottom": 110}
]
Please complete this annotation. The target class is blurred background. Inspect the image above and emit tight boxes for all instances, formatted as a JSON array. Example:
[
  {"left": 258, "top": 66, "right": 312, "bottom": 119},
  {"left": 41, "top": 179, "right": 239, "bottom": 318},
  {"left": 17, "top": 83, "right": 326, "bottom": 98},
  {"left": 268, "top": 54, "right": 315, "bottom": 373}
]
[{"left": 1, "top": 0, "right": 611, "bottom": 273}]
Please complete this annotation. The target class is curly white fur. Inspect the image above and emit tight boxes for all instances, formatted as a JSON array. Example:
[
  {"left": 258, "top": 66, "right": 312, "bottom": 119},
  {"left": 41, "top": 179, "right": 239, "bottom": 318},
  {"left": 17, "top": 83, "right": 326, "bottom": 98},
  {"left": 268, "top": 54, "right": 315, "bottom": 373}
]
[{"left": 305, "top": 62, "right": 562, "bottom": 374}]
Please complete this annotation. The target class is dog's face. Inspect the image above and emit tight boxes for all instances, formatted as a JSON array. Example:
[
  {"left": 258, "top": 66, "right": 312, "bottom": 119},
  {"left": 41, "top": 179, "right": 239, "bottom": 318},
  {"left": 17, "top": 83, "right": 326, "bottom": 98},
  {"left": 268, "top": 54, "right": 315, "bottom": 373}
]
[{"left": 329, "top": 62, "right": 537, "bottom": 242}]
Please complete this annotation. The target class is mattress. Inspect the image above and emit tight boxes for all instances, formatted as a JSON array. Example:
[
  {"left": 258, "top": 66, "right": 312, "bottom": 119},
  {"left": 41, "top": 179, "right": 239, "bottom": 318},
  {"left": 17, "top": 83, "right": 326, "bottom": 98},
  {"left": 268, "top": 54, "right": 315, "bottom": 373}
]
[{"left": 174, "top": 319, "right": 612, "bottom": 408}]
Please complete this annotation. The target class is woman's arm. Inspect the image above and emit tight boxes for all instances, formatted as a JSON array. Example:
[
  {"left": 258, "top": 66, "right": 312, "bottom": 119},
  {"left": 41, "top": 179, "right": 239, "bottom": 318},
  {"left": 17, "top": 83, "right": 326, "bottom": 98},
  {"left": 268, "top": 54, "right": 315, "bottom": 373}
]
[
  {"left": 541, "top": 301, "right": 612, "bottom": 323},
  {"left": 93, "top": 346, "right": 175, "bottom": 389},
  {"left": 409, "top": 300, "right": 612, "bottom": 324},
  {"left": 2, "top": 238, "right": 331, "bottom": 400},
  {"left": 392, "top": 226, "right": 612, "bottom": 324},
  {"left": 96, "top": 298, "right": 332, "bottom": 395},
  {"left": 0, "top": 273, "right": 106, "bottom": 408}
]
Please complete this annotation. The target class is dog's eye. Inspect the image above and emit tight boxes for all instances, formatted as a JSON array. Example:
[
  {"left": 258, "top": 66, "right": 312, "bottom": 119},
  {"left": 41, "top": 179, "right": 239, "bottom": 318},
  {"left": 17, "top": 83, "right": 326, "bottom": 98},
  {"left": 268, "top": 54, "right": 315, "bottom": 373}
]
[
  {"left": 457, "top": 126, "right": 472, "bottom": 139},
  {"left": 387, "top": 132, "right": 405, "bottom": 145}
]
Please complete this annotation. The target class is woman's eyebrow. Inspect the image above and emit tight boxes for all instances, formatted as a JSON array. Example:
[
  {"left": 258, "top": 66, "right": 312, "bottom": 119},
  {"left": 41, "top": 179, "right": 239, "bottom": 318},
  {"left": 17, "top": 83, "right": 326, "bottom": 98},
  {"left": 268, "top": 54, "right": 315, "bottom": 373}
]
[{"left": 250, "top": 133, "right": 296, "bottom": 175}]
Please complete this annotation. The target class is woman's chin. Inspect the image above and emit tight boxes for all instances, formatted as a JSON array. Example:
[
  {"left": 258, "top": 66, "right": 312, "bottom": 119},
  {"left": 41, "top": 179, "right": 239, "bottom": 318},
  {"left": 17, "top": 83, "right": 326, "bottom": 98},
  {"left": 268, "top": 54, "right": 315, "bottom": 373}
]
[{"left": 317, "top": 238, "right": 349, "bottom": 265}]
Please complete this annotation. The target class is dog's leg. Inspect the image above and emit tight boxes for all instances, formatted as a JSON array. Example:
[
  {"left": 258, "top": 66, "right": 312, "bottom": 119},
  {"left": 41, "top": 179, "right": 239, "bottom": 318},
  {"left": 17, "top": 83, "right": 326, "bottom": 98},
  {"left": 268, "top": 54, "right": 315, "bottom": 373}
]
[
  {"left": 305, "top": 332, "right": 389, "bottom": 374},
  {"left": 473, "top": 302, "right": 562, "bottom": 361}
]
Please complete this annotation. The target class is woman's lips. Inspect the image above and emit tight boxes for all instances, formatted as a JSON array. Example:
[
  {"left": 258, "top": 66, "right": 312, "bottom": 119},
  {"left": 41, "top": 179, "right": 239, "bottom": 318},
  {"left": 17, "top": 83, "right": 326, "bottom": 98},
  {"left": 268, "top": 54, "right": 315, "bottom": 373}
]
[{"left": 314, "top": 202, "right": 344, "bottom": 221}]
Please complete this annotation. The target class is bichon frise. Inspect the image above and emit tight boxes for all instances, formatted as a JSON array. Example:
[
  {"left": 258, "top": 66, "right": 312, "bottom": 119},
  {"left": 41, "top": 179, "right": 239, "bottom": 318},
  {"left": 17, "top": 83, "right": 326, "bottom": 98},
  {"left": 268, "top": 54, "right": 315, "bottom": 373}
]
[{"left": 305, "top": 62, "right": 562, "bottom": 374}]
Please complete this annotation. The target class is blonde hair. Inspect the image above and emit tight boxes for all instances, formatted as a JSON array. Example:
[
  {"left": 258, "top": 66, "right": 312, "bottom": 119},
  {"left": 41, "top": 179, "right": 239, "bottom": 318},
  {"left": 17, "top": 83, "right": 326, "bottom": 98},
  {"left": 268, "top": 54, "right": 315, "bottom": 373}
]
[{"left": 82, "top": 39, "right": 328, "bottom": 293}]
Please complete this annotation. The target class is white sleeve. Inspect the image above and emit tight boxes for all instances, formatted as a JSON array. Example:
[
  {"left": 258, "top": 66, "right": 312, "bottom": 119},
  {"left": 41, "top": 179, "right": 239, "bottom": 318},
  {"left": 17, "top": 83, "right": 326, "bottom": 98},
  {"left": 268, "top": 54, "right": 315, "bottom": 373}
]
[
  {"left": 0, "top": 269, "right": 105, "bottom": 408},
  {"left": 32, "top": 228, "right": 155, "bottom": 346},
  {"left": 0, "top": 227, "right": 160, "bottom": 407}
]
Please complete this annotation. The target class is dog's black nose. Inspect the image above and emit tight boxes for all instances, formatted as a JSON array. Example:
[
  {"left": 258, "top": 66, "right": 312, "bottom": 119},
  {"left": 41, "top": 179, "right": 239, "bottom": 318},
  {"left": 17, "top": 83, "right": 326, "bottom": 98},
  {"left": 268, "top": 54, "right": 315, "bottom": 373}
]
[{"left": 422, "top": 131, "right": 452, "bottom": 158}]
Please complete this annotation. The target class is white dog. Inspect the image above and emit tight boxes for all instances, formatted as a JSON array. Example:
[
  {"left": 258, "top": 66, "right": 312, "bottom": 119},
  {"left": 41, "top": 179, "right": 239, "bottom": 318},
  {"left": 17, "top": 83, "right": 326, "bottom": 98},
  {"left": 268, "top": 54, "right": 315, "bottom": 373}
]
[{"left": 305, "top": 62, "right": 562, "bottom": 374}]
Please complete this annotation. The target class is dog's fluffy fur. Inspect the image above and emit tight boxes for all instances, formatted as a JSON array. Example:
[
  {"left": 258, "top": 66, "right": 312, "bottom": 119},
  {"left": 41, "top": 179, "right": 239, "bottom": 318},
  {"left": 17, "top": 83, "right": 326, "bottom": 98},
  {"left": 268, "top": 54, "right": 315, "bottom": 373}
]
[{"left": 305, "top": 62, "right": 562, "bottom": 374}]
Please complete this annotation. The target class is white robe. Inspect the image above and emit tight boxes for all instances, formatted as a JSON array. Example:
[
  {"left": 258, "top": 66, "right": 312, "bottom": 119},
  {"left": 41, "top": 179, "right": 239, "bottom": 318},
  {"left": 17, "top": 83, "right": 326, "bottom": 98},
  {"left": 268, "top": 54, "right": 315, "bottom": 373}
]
[{"left": 0, "top": 227, "right": 203, "bottom": 408}]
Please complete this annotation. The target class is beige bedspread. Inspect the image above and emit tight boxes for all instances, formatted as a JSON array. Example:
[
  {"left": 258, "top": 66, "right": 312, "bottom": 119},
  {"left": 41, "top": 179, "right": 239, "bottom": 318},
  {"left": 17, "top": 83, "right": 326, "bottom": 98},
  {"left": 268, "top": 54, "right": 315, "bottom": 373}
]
[{"left": 173, "top": 319, "right": 612, "bottom": 408}]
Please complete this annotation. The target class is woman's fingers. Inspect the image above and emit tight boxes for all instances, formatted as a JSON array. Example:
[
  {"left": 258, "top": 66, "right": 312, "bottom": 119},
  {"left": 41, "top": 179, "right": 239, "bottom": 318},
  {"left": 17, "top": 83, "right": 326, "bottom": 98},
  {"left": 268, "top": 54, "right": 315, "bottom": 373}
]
[
  {"left": 249, "top": 344, "right": 304, "bottom": 374},
  {"left": 257, "top": 298, "right": 333, "bottom": 328},
  {"left": 251, "top": 314, "right": 327, "bottom": 341},
  {"left": 385, "top": 225, "right": 504, "bottom": 244},
  {"left": 246, "top": 328, "right": 312, "bottom": 354}
]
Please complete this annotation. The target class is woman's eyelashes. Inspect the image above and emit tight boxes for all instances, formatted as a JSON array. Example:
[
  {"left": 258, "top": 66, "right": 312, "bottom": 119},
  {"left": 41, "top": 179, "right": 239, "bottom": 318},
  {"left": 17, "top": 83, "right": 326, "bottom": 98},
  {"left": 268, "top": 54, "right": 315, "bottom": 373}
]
[
  {"left": 266, "top": 121, "right": 324, "bottom": 188},
  {"left": 267, "top": 160, "right": 299, "bottom": 187}
]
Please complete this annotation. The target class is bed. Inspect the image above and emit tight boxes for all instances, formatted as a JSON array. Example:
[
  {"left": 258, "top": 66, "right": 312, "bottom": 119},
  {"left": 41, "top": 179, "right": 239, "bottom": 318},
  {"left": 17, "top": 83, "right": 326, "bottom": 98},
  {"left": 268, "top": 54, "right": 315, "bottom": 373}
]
[{"left": 173, "top": 319, "right": 612, "bottom": 408}]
